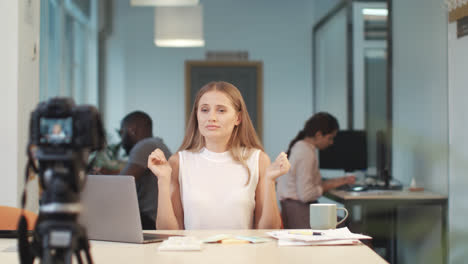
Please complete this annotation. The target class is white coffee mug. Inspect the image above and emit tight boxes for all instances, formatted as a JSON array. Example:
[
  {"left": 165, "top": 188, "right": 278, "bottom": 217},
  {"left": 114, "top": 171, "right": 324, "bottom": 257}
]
[{"left": 309, "top": 203, "right": 349, "bottom": 229}]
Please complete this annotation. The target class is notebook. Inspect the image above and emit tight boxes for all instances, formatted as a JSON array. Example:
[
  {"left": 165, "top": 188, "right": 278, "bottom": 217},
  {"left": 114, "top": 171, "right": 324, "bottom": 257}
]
[{"left": 78, "top": 175, "right": 174, "bottom": 243}]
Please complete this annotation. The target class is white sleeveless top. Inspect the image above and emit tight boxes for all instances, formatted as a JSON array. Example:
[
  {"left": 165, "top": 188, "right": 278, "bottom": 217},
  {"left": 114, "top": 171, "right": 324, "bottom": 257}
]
[{"left": 178, "top": 148, "right": 261, "bottom": 229}]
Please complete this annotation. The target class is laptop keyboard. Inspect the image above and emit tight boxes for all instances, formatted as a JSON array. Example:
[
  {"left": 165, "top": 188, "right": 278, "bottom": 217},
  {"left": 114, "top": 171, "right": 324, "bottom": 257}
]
[{"left": 143, "top": 233, "right": 178, "bottom": 242}]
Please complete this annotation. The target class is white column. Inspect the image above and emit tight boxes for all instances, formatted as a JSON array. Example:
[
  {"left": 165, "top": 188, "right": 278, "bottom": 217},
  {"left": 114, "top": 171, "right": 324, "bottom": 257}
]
[
  {"left": 0, "top": 1, "right": 20, "bottom": 207},
  {"left": 0, "top": 0, "right": 40, "bottom": 209}
]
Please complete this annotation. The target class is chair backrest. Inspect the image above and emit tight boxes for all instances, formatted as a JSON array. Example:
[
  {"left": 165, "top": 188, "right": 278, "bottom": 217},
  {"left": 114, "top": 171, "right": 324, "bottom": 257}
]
[{"left": 0, "top": 206, "right": 38, "bottom": 230}]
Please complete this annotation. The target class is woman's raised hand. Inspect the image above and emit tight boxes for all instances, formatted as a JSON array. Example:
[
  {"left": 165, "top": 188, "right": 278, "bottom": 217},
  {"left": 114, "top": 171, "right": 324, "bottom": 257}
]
[
  {"left": 265, "top": 152, "right": 291, "bottom": 181},
  {"left": 147, "top": 148, "right": 172, "bottom": 182}
]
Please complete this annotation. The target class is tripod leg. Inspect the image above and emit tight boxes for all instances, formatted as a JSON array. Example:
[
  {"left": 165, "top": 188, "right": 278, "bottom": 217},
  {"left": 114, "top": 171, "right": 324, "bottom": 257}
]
[
  {"left": 84, "top": 247, "right": 93, "bottom": 264},
  {"left": 75, "top": 250, "right": 84, "bottom": 264},
  {"left": 81, "top": 236, "right": 93, "bottom": 264}
]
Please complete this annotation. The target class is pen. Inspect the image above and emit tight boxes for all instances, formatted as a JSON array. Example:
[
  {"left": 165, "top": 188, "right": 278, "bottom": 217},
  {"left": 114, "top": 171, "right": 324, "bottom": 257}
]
[{"left": 288, "top": 231, "right": 324, "bottom": 236}]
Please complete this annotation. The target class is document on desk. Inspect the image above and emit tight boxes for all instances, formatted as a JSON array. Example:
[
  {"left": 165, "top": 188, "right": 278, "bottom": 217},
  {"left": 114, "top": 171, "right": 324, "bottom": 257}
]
[
  {"left": 1, "top": 245, "right": 17, "bottom": 252},
  {"left": 277, "top": 239, "right": 361, "bottom": 246},
  {"left": 202, "top": 234, "right": 272, "bottom": 244},
  {"left": 267, "top": 227, "right": 371, "bottom": 246}
]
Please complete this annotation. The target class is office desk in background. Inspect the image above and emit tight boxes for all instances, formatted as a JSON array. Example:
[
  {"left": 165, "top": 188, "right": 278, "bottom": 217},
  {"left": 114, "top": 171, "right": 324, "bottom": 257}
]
[
  {"left": 325, "top": 189, "right": 448, "bottom": 264},
  {"left": 0, "top": 229, "right": 387, "bottom": 264}
]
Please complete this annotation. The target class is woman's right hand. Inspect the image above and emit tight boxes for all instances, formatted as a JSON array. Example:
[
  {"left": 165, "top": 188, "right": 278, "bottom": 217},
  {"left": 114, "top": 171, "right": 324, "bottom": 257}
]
[
  {"left": 344, "top": 175, "right": 356, "bottom": 185},
  {"left": 147, "top": 149, "right": 172, "bottom": 183}
]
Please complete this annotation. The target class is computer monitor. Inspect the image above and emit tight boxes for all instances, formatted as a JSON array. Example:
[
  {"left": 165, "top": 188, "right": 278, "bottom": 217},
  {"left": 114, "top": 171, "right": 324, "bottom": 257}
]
[{"left": 319, "top": 130, "right": 367, "bottom": 172}]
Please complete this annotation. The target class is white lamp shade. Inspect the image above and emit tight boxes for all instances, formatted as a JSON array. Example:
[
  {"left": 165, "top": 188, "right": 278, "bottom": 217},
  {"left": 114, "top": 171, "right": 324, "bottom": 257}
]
[
  {"left": 131, "top": 0, "right": 199, "bottom": 6},
  {"left": 154, "top": 5, "right": 205, "bottom": 47}
]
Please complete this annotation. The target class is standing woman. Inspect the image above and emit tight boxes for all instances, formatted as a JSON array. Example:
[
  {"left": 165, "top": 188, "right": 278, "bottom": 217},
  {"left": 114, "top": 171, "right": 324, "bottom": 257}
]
[
  {"left": 277, "top": 112, "right": 355, "bottom": 229},
  {"left": 148, "top": 81, "right": 290, "bottom": 230}
]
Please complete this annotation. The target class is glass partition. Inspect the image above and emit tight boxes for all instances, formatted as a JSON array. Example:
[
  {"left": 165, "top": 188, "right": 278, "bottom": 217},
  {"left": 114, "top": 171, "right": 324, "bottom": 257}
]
[
  {"left": 314, "top": 5, "right": 348, "bottom": 128},
  {"left": 313, "top": 0, "right": 389, "bottom": 176}
]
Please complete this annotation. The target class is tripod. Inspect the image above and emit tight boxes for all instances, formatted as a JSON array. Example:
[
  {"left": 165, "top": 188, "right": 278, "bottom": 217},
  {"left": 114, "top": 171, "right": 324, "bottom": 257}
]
[
  {"left": 19, "top": 214, "right": 93, "bottom": 264},
  {"left": 18, "top": 170, "right": 94, "bottom": 264}
]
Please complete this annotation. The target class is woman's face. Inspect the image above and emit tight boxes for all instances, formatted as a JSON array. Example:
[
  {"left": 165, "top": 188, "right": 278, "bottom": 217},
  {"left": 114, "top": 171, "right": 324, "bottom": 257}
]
[
  {"left": 52, "top": 124, "right": 62, "bottom": 134},
  {"left": 197, "top": 91, "right": 240, "bottom": 142},
  {"left": 316, "top": 130, "right": 337, "bottom": 150}
]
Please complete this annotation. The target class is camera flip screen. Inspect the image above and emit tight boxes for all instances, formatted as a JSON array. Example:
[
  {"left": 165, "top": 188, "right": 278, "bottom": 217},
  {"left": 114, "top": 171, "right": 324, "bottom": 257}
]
[{"left": 39, "top": 117, "right": 73, "bottom": 144}]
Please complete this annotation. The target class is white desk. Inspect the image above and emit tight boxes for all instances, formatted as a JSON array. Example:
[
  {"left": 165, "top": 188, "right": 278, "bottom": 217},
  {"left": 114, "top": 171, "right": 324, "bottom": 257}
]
[{"left": 1, "top": 229, "right": 387, "bottom": 264}]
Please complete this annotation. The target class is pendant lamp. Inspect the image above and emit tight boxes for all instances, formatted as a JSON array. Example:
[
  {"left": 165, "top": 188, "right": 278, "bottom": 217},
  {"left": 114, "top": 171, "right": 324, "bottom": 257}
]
[
  {"left": 130, "top": 0, "right": 198, "bottom": 6},
  {"left": 154, "top": 5, "right": 205, "bottom": 47}
]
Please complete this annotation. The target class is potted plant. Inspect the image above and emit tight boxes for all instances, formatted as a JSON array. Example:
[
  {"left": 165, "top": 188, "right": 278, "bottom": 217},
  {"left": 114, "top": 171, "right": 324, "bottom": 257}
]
[{"left": 90, "top": 132, "right": 126, "bottom": 174}]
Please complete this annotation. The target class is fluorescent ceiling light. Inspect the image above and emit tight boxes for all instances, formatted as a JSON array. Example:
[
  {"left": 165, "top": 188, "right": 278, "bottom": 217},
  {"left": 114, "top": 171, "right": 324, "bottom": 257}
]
[
  {"left": 154, "top": 5, "right": 205, "bottom": 47},
  {"left": 154, "top": 39, "right": 205, "bottom": 47},
  {"left": 131, "top": 0, "right": 198, "bottom": 6},
  {"left": 362, "top": 8, "right": 388, "bottom": 16}
]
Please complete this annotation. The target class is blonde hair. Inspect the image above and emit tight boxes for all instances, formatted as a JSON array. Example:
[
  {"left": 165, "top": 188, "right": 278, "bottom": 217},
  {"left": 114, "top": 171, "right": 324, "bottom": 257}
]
[{"left": 178, "top": 81, "right": 264, "bottom": 184}]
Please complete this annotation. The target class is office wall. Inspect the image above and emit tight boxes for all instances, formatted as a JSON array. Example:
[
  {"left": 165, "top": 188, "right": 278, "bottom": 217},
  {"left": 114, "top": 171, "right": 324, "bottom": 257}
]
[
  {"left": 101, "top": 0, "right": 316, "bottom": 157},
  {"left": 392, "top": 0, "right": 448, "bottom": 194},
  {"left": 448, "top": 21, "right": 468, "bottom": 264},
  {"left": 392, "top": 0, "right": 448, "bottom": 263},
  {"left": 0, "top": 1, "right": 40, "bottom": 209}
]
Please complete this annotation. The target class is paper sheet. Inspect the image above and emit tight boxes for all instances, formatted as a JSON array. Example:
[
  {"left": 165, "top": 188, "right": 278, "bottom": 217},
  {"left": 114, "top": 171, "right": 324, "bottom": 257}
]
[
  {"left": 267, "top": 227, "right": 371, "bottom": 246},
  {"left": 277, "top": 239, "right": 361, "bottom": 246},
  {"left": 1, "top": 245, "right": 17, "bottom": 252},
  {"left": 202, "top": 234, "right": 272, "bottom": 244}
]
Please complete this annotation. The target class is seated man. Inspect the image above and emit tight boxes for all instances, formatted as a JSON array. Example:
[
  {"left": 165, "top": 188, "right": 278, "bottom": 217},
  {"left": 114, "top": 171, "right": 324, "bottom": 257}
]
[{"left": 119, "top": 111, "right": 171, "bottom": 230}]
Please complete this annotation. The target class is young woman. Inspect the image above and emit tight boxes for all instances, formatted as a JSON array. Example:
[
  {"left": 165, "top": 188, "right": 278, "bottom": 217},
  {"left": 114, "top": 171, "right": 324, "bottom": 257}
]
[
  {"left": 148, "top": 81, "right": 290, "bottom": 230},
  {"left": 276, "top": 112, "right": 355, "bottom": 229}
]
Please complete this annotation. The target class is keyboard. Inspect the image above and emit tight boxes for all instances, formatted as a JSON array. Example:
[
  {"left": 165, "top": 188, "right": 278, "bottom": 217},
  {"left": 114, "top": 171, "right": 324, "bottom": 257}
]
[
  {"left": 158, "top": 236, "right": 202, "bottom": 251},
  {"left": 337, "top": 184, "right": 368, "bottom": 192},
  {"left": 337, "top": 176, "right": 403, "bottom": 192}
]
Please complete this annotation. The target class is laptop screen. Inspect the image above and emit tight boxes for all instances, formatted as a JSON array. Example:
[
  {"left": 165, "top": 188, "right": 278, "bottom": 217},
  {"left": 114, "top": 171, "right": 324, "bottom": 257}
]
[{"left": 78, "top": 175, "right": 145, "bottom": 243}]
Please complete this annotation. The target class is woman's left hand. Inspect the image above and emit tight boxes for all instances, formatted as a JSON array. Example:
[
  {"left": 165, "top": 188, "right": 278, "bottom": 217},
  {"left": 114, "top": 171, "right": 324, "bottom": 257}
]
[{"left": 265, "top": 152, "right": 291, "bottom": 181}]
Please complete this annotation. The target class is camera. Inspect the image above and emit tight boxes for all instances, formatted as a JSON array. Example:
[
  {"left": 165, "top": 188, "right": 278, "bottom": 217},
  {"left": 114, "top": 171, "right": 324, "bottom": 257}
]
[
  {"left": 29, "top": 97, "right": 105, "bottom": 203},
  {"left": 31, "top": 97, "right": 104, "bottom": 149},
  {"left": 19, "top": 97, "right": 106, "bottom": 264}
]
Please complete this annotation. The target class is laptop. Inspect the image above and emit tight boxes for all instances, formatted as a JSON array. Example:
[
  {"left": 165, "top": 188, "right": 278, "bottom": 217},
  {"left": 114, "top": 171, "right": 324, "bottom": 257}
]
[{"left": 78, "top": 175, "right": 175, "bottom": 243}]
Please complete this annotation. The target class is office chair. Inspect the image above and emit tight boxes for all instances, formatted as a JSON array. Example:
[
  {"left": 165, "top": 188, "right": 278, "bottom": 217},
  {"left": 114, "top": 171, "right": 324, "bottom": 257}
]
[{"left": 0, "top": 205, "right": 37, "bottom": 230}]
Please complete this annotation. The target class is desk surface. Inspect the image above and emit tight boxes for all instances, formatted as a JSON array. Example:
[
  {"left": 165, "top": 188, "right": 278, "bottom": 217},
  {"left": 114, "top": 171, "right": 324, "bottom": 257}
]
[
  {"left": 326, "top": 189, "right": 447, "bottom": 202},
  {"left": 0, "top": 229, "right": 387, "bottom": 264}
]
